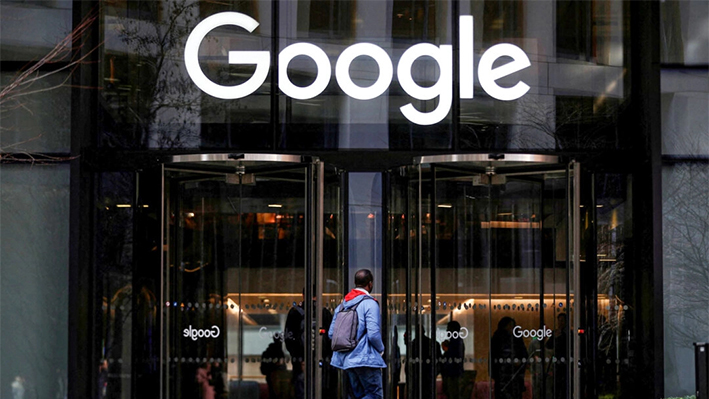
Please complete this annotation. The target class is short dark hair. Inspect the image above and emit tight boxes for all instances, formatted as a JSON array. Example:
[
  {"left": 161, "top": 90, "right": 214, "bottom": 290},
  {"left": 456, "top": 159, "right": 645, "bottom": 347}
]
[
  {"left": 354, "top": 269, "right": 373, "bottom": 287},
  {"left": 497, "top": 316, "right": 515, "bottom": 331},
  {"left": 447, "top": 320, "right": 461, "bottom": 332}
]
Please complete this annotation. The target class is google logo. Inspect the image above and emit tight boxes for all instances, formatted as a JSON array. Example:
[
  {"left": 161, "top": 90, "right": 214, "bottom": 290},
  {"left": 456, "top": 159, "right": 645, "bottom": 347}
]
[{"left": 185, "top": 12, "right": 531, "bottom": 126}]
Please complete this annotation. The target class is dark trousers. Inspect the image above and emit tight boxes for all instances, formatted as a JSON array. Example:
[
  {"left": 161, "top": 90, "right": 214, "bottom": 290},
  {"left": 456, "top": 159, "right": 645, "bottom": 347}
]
[{"left": 345, "top": 367, "right": 383, "bottom": 399}]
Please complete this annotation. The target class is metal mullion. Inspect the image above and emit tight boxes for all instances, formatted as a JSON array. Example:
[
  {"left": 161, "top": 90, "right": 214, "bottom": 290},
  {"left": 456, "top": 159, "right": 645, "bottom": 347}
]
[
  {"left": 314, "top": 160, "right": 324, "bottom": 399},
  {"left": 430, "top": 165, "right": 438, "bottom": 398},
  {"left": 237, "top": 172, "right": 244, "bottom": 386},
  {"left": 305, "top": 163, "right": 312, "bottom": 399},
  {"left": 160, "top": 165, "right": 166, "bottom": 399},
  {"left": 381, "top": 171, "right": 391, "bottom": 399},
  {"left": 572, "top": 162, "right": 581, "bottom": 399}
]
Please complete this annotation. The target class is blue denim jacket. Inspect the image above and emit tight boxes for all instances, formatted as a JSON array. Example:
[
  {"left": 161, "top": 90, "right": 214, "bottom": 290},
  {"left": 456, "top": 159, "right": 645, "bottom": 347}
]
[{"left": 328, "top": 294, "right": 387, "bottom": 369}]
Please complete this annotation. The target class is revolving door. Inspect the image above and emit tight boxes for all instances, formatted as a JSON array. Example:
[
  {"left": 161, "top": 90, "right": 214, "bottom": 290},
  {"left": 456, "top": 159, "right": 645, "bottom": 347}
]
[
  {"left": 160, "top": 154, "right": 346, "bottom": 399},
  {"left": 386, "top": 154, "right": 581, "bottom": 399}
]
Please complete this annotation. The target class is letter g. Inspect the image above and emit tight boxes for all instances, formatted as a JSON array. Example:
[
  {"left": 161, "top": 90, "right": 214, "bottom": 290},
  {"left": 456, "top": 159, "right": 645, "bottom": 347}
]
[
  {"left": 513, "top": 325, "right": 522, "bottom": 338},
  {"left": 185, "top": 12, "right": 270, "bottom": 99}
]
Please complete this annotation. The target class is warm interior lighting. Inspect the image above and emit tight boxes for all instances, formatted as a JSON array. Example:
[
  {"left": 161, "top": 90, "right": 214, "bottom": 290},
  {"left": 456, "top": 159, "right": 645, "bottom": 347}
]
[
  {"left": 268, "top": 204, "right": 283, "bottom": 208},
  {"left": 116, "top": 204, "right": 131, "bottom": 208},
  {"left": 497, "top": 212, "right": 513, "bottom": 216},
  {"left": 186, "top": 212, "right": 195, "bottom": 218},
  {"left": 596, "top": 204, "right": 604, "bottom": 208},
  {"left": 227, "top": 298, "right": 240, "bottom": 314},
  {"left": 481, "top": 221, "right": 540, "bottom": 229},
  {"left": 437, "top": 204, "right": 453, "bottom": 208}
]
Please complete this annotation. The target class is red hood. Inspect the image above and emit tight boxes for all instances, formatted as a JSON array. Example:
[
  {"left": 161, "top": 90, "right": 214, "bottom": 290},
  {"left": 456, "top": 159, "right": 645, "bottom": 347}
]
[{"left": 344, "top": 289, "right": 376, "bottom": 302}]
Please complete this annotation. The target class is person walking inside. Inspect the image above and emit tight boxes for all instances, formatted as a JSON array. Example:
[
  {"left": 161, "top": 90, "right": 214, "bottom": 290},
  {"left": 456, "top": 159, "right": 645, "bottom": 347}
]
[
  {"left": 491, "top": 317, "right": 528, "bottom": 399},
  {"left": 329, "top": 269, "right": 386, "bottom": 399}
]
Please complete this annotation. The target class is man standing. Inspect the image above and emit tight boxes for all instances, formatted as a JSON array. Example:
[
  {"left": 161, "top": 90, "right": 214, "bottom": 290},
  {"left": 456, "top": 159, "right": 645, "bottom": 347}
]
[{"left": 329, "top": 269, "right": 387, "bottom": 399}]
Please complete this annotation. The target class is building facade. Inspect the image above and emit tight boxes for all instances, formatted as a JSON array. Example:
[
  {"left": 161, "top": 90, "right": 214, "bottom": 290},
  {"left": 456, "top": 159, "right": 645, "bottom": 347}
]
[{"left": 0, "top": 1, "right": 707, "bottom": 399}]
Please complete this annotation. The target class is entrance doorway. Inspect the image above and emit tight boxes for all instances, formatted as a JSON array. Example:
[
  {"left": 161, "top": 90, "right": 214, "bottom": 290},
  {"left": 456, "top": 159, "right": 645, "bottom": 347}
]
[
  {"left": 159, "top": 153, "right": 581, "bottom": 399},
  {"left": 161, "top": 154, "right": 345, "bottom": 399},
  {"left": 385, "top": 154, "right": 581, "bottom": 399}
]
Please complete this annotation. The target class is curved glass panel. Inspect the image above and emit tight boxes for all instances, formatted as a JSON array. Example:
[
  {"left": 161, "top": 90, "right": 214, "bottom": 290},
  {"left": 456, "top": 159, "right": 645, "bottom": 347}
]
[{"left": 387, "top": 156, "right": 579, "bottom": 399}]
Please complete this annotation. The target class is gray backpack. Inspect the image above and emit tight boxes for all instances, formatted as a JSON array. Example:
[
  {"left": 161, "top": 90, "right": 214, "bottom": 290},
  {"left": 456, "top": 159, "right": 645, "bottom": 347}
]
[{"left": 331, "top": 298, "right": 372, "bottom": 352}]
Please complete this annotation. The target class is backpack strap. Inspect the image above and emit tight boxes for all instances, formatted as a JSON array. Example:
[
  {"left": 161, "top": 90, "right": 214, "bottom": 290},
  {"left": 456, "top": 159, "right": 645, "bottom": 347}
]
[{"left": 350, "top": 297, "right": 373, "bottom": 341}]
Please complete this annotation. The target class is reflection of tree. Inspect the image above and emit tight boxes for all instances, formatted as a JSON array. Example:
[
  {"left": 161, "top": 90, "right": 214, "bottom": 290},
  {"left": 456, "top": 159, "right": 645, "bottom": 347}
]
[
  {"left": 0, "top": 8, "right": 98, "bottom": 163},
  {"left": 461, "top": 95, "right": 627, "bottom": 151},
  {"left": 103, "top": 0, "right": 200, "bottom": 148},
  {"left": 596, "top": 253, "right": 626, "bottom": 356},
  {"left": 663, "top": 162, "right": 709, "bottom": 346},
  {"left": 515, "top": 96, "right": 626, "bottom": 150}
]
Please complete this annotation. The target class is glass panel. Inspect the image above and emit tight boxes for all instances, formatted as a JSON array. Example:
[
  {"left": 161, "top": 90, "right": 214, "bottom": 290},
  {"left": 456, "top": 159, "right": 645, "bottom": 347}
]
[
  {"left": 386, "top": 166, "right": 415, "bottom": 399},
  {"left": 660, "top": 0, "right": 709, "bottom": 65},
  {"left": 100, "top": 0, "right": 275, "bottom": 149},
  {"left": 96, "top": 0, "right": 633, "bottom": 152},
  {"left": 386, "top": 160, "right": 575, "bottom": 399},
  {"left": 431, "top": 165, "right": 492, "bottom": 399},
  {"left": 459, "top": 0, "right": 629, "bottom": 152},
  {"left": 594, "top": 173, "right": 632, "bottom": 399},
  {"left": 321, "top": 165, "right": 344, "bottom": 399},
  {"left": 164, "top": 163, "right": 310, "bottom": 399},
  {"left": 0, "top": 164, "right": 70, "bottom": 399},
  {"left": 95, "top": 171, "right": 137, "bottom": 399},
  {"left": 660, "top": 69, "right": 709, "bottom": 156},
  {"left": 662, "top": 164, "right": 709, "bottom": 397},
  {"left": 276, "top": 1, "right": 453, "bottom": 151},
  {"left": 0, "top": 71, "right": 71, "bottom": 153},
  {"left": 431, "top": 166, "right": 570, "bottom": 399},
  {"left": 0, "top": 1, "right": 73, "bottom": 62}
]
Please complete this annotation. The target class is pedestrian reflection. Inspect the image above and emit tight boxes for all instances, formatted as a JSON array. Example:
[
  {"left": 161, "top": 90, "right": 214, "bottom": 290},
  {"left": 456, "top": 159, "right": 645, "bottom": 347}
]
[
  {"left": 98, "top": 360, "right": 108, "bottom": 399},
  {"left": 491, "top": 317, "right": 528, "bottom": 399},
  {"left": 441, "top": 321, "right": 466, "bottom": 399},
  {"left": 195, "top": 362, "right": 214, "bottom": 399},
  {"left": 12, "top": 376, "right": 25, "bottom": 399},
  {"left": 406, "top": 325, "right": 442, "bottom": 399},
  {"left": 261, "top": 336, "right": 288, "bottom": 399}
]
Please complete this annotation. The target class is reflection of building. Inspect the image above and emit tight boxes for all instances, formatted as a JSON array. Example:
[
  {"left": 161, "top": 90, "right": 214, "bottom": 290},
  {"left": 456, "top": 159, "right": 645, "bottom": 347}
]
[{"left": 0, "top": 1, "right": 708, "bottom": 399}]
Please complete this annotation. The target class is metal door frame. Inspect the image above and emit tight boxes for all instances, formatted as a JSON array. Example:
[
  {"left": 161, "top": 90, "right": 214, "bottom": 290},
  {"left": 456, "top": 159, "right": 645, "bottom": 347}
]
[
  {"left": 405, "top": 153, "right": 582, "bottom": 399},
  {"left": 159, "top": 153, "right": 325, "bottom": 399}
]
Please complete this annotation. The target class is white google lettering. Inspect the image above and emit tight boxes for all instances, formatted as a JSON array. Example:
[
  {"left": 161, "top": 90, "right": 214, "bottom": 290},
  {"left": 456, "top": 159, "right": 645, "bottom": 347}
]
[
  {"left": 513, "top": 325, "right": 552, "bottom": 339},
  {"left": 183, "top": 325, "right": 221, "bottom": 341},
  {"left": 184, "top": 13, "right": 269, "bottom": 100},
  {"left": 437, "top": 327, "right": 469, "bottom": 340},
  {"left": 259, "top": 326, "right": 285, "bottom": 342},
  {"left": 478, "top": 43, "right": 531, "bottom": 101},
  {"left": 336, "top": 43, "right": 393, "bottom": 100},
  {"left": 185, "top": 13, "right": 531, "bottom": 125}
]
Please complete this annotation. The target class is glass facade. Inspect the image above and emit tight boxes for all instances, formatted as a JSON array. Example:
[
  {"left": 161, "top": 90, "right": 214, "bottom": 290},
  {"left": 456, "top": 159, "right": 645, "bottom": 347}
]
[
  {"left": 660, "top": 1, "right": 709, "bottom": 395},
  {"left": 2, "top": 1, "right": 704, "bottom": 399},
  {"left": 97, "top": 0, "right": 631, "bottom": 152},
  {"left": 0, "top": 165, "right": 70, "bottom": 399},
  {"left": 660, "top": 0, "right": 709, "bottom": 396}
]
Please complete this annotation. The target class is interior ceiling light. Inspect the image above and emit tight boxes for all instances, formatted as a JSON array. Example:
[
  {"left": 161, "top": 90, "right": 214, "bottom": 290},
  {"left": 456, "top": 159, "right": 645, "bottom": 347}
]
[
  {"left": 437, "top": 204, "right": 452, "bottom": 208},
  {"left": 268, "top": 204, "right": 283, "bottom": 208}
]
